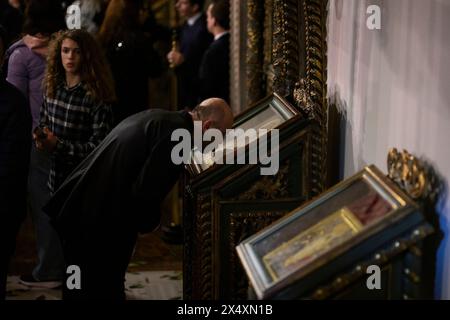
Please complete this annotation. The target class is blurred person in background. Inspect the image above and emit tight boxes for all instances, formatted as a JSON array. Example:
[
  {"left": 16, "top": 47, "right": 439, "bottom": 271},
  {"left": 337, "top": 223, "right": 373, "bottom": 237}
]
[
  {"left": 0, "top": 24, "right": 32, "bottom": 300},
  {"left": 8, "top": 0, "right": 25, "bottom": 11},
  {"left": 4, "top": 0, "right": 67, "bottom": 290},
  {"left": 0, "top": 0, "right": 24, "bottom": 48},
  {"left": 198, "top": 0, "right": 230, "bottom": 103},
  {"left": 97, "top": 0, "right": 162, "bottom": 125},
  {"left": 166, "top": 0, "right": 212, "bottom": 110},
  {"left": 67, "top": 0, "right": 109, "bottom": 34}
]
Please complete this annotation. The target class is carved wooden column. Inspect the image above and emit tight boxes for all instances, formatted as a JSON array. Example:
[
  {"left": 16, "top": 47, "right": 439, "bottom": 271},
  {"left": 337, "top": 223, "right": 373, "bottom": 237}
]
[
  {"left": 185, "top": 0, "right": 331, "bottom": 299},
  {"left": 293, "top": 0, "right": 329, "bottom": 195},
  {"left": 230, "top": 0, "right": 265, "bottom": 114},
  {"left": 272, "top": 0, "right": 300, "bottom": 97},
  {"left": 263, "top": 0, "right": 274, "bottom": 93},
  {"left": 230, "top": 0, "right": 245, "bottom": 114},
  {"left": 246, "top": 0, "right": 265, "bottom": 105}
]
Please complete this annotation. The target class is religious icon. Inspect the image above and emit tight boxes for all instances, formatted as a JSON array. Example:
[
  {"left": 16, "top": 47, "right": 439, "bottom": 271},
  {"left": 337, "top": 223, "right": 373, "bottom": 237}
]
[
  {"left": 187, "top": 93, "right": 299, "bottom": 175},
  {"left": 262, "top": 189, "right": 392, "bottom": 281},
  {"left": 236, "top": 165, "right": 420, "bottom": 299}
]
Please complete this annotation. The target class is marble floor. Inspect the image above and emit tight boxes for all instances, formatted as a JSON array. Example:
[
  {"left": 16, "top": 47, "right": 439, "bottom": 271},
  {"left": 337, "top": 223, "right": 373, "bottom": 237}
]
[
  {"left": 7, "top": 214, "right": 183, "bottom": 300},
  {"left": 6, "top": 271, "right": 182, "bottom": 300}
]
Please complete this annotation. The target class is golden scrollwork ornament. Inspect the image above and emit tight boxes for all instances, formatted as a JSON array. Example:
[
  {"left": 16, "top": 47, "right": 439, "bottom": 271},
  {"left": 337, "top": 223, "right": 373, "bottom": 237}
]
[
  {"left": 387, "top": 148, "right": 429, "bottom": 200},
  {"left": 293, "top": 78, "right": 316, "bottom": 119}
]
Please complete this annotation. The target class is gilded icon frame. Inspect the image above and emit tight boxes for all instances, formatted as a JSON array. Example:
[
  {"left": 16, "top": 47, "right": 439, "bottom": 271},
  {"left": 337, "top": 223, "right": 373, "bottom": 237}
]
[
  {"left": 186, "top": 93, "right": 300, "bottom": 176},
  {"left": 236, "top": 165, "right": 419, "bottom": 299}
]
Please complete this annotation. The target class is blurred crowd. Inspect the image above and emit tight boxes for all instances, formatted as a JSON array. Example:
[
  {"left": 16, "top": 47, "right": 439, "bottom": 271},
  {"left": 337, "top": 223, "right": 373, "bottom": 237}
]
[{"left": 0, "top": 0, "right": 230, "bottom": 299}]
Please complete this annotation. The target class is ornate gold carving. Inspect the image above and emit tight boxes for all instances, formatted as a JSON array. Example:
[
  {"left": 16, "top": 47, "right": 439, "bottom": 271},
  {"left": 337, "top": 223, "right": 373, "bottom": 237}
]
[
  {"left": 263, "top": 0, "right": 274, "bottom": 93},
  {"left": 272, "top": 0, "right": 300, "bottom": 97},
  {"left": 301, "top": 0, "right": 329, "bottom": 195},
  {"left": 294, "top": 78, "right": 316, "bottom": 119},
  {"left": 229, "top": 211, "right": 289, "bottom": 299},
  {"left": 230, "top": 0, "right": 244, "bottom": 113},
  {"left": 231, "top": 161, "right": 290, "bottom": 201},
  {"left": 182, "top": 183, "right": 194, "bottom": 299},
  {"left": 387, "top": 148, "right": 439, "bottom": 201},
  {"left": 190, "top": 0, "right": 330, "bottom": 300},
  {"left": 246, "top": 0, "right": 266, "bottom": 105},
  {"left": 309, "top": 224, "right": 433, "bottom": 300},
  {"left": 185, "top": 192, "right": 214, "bottom": 300},
  {"left": 198, "top": 194, "right": 213, "bottom": 299},
  {"left": 231, "top": 0, "right": 329, "bottom": 192}
]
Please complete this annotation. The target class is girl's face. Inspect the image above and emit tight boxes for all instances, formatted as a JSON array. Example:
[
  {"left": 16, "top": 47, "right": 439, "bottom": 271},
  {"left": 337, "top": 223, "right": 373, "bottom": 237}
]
[{"left": 61, "top": 38, "right": 81, "bottom": 75}]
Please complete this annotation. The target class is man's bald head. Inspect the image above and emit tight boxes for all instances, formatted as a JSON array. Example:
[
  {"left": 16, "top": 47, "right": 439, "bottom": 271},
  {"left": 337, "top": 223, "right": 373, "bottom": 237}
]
[{"left": 192, "top": 98, "right": 234, "bottom": 134}]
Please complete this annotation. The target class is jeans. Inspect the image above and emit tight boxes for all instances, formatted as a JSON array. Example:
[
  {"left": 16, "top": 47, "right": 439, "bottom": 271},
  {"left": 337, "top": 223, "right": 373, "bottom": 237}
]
[{"left": 28, "top": 145, "right": 65, "bottom": 281}]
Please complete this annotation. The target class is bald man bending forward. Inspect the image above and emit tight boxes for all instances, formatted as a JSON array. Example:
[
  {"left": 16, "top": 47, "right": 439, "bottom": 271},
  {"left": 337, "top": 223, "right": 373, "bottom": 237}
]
[{"left": 44, "top": 100, "right": 233, "bottom": 300}]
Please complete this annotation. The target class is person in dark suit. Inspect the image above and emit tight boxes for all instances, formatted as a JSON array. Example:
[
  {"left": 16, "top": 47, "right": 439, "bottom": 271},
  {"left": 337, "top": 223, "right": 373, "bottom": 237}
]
[
  {"left": 0, "top": 0, "right": 23, "bottom": 47},
  {"left": 43, "top": 98, "right": 233, "bottom": 300},
  {"left": 98, "top": 0, "right": 163, "bottom": 125},
  {"left": 0, "top": 25, "right": 32, "bottom": 300},
  {"left": 167, "top": 0, "right": 213, "bottom": 110},
  {"left": 198, "top": 0, "right": 230, "bottom": 104}
]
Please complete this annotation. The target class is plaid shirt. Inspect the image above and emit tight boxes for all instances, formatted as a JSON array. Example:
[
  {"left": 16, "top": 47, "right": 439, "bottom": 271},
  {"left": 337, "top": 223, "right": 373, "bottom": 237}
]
[{"left": 40, "top": 82, "right": 113, "bottom": 193}]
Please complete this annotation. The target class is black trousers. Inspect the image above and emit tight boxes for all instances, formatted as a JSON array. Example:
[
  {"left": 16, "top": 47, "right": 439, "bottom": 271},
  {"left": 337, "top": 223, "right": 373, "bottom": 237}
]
[
  {"left": 0, "top": 215, "right": 24, "bottom": 300},
  {"left": 61, "top": 226, "right": 138, "bottom": 300}
]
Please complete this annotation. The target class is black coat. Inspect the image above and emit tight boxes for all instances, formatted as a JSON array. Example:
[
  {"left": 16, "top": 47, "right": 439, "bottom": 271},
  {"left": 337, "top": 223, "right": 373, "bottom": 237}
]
[
  {"left": 176, "top": 14, "right": 213, "bottom": 109},
  {"left": 0, "top": 76, "right": 31, "bottom": 226},
  {"left": 198, "top": 33, "right": 230, "bottom": 103},
  {"left": 0, "top": 1, "right": 23, "bottom": 47},
  {"left": 43, "top": 109, "right": 194, "bottom": 239}
]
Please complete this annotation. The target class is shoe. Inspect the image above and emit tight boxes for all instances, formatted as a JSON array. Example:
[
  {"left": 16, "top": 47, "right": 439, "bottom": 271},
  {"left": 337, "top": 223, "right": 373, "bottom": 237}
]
[{"left": 19, "top": 274, "right": 62, "bottom": 289}]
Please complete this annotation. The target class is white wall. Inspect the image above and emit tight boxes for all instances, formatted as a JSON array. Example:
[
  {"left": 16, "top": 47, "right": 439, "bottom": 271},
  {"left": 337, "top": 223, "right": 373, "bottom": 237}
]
[{"left": 328, "top": 0, "right": 450, "bottom": 299}]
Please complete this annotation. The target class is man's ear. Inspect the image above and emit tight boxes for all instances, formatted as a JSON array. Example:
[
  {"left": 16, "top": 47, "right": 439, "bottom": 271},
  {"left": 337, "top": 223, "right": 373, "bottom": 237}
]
[{"left": 203, "top": 120, "right": 212, "bottom": 132}]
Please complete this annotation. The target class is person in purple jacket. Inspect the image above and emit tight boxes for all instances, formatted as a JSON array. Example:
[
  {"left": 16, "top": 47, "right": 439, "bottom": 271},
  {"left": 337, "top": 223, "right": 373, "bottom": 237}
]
[{"left": 5, "top": 0, "right": 66, "bottom": 289}]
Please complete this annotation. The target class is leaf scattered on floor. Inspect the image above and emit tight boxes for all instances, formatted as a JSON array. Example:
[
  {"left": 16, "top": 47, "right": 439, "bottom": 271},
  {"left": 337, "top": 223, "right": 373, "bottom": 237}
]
[
  {"left": 161, "top": 272, "right": 182, "bottom": 281},
  {"left": 129, "top": 284, "right": 145, "bottom": 289}
]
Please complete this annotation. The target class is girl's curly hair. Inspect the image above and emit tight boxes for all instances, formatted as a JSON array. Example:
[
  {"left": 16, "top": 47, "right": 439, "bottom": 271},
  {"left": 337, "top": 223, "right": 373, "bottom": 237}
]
[{"left": 44, "top": 29, "right": 116, "bottom": 104}]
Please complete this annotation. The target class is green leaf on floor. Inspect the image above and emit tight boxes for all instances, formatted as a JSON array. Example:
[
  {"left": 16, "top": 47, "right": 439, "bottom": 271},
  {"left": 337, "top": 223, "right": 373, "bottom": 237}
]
[
  {"left": 129, "top": 284, "right": 145, "bottom": 289},
  {"left": 128, "top": 263, "right": 140, "bottom": 268},
  {"left": 161, "top": 272, "right": 182, "bottom": 280}
]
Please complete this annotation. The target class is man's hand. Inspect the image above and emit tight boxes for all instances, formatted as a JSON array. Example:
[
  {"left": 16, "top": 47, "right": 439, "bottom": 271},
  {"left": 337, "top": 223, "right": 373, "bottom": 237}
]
[
  {"left": 167, "top": 50, "right": 184, "bottom": 67},
  {"left": 33, "top": 127, "right": 58, "bottom": 153}
]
